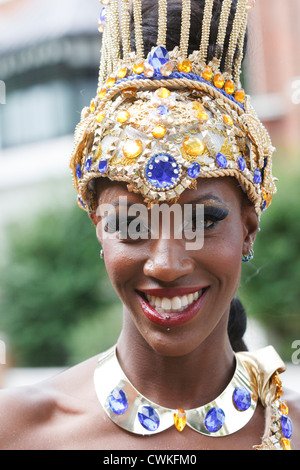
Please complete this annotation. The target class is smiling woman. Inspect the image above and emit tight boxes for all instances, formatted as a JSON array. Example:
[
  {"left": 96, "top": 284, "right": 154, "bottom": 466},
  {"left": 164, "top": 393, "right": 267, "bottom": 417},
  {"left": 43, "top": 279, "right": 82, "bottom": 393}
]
[{"left": 0, "top": 0, "right": 299, "bottom": 451}]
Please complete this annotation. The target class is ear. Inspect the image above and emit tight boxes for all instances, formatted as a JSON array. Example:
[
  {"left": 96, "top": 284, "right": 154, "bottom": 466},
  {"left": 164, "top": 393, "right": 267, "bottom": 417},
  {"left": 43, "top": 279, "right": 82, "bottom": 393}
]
[
  {"left": 89, "top": 212, "right": 103, "bottom": 246},
  {"left": 89, "top": 212, "right": 98, "bottom": 227},
  {"left": 241, "top": 201, "right": 259, "bottom": 256}
]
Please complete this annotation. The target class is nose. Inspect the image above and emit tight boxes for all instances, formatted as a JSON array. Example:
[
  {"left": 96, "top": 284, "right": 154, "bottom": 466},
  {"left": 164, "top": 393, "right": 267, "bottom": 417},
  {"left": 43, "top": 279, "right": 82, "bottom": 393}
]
[{"left": 143, "top": 238, "right": 195, "bottom": 283}]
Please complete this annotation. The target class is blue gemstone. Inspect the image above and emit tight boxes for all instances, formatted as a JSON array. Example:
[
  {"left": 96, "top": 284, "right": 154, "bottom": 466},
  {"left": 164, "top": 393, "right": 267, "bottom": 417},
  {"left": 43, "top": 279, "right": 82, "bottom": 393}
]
[
  {"left": 108, "top": 387, "right": 128, "bottom": 415},
  {"left": 253, "top": 169, "right": 261, "bottom": 184},
  {"left": 156, "top": 105, "right": 169, "bottom": 116},
  {"left": 138, "top": 406, "right": 160, "bottom": 432},
  {"left": 76, "top": 164, "right": 82, "bottom": 178},
  {"left": 85, "top": 155, "right": 92, "bottom": 171},
  {"left": 98, "top": 158, "right": 108, "bottom": 173},
  {"left": 78, "top": 196, "right": 85, "bottom": 208},
  {"left": 216, "top": 152, "right": 227, "bottom": 169},
  {"left": 281, "top": 415, "right": 293, "bottom": 439},
  {"left": 233, "top": 387, "right": 252, "bottom": 411},
  {"left": 204, "top": 407, "right": 225, "bottom": 433},
  {"left": 187, "top": 162, "right": 201, "bottom": 179},
  {"left": 148, "top": 46, "right": 170, "bottom": 73},
  {"left": 100, "top": 6, "right": 106, "bottom": 24},
  {"left": 145, "top": 153, "right": 180, "bottom": 189},
  {"left": 238, "top": 155, "right": 246, "bottom": 171}
]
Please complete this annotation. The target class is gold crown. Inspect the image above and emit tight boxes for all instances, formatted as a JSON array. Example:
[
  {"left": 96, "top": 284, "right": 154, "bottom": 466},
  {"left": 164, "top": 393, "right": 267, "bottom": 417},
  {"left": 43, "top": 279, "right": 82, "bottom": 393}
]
[{"left": 70, "top": 0, "right": 276, "bottom": 216}]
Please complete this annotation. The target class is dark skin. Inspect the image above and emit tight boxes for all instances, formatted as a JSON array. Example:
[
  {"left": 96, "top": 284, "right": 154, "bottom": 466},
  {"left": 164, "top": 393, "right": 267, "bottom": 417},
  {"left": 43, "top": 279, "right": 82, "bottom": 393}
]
[{"left": 0, "top": 177, "right": 299, "bottom": 450}]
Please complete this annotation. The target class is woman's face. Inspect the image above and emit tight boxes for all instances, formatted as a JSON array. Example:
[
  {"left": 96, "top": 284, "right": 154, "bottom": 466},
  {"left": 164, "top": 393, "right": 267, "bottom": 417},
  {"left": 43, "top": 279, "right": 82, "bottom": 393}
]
[{"left": 91, "top": 177, "right": 258, "bottom": 357}]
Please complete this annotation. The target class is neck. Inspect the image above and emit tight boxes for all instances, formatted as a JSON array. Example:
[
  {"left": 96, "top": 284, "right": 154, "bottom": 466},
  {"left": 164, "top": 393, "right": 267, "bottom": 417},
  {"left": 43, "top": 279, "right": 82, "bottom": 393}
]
[{"left": 116, "top": 316, "right": 235, "bottom": 410}]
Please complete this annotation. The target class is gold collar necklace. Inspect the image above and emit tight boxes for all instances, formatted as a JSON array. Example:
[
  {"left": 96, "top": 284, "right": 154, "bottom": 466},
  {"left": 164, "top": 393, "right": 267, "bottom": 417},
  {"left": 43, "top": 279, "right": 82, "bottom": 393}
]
[{"left": 94, "top": 346, "right": 257, "bottom": 437}]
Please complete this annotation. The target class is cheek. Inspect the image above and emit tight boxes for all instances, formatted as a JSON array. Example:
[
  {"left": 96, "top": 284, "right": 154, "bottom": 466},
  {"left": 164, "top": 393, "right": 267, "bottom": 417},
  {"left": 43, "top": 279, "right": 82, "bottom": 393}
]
[
  {"left": 202, "top": 223, "right": 244, "bottom": 292},
  {"left": 102, "top": 239, "right": 143, "bottom": 296}
]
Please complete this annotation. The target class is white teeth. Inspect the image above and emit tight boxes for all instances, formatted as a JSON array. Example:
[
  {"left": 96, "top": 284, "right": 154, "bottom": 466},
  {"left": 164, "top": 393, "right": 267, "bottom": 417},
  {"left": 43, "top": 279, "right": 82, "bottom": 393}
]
[
  {"left": 161, "top": 298, "right": 171, "bottom": 310},
  {"left": 171, "top": 297, "right": 181, "bottom": 310},
  {"left": 145, "top": 289, "right": 204, "bottom": 313}
]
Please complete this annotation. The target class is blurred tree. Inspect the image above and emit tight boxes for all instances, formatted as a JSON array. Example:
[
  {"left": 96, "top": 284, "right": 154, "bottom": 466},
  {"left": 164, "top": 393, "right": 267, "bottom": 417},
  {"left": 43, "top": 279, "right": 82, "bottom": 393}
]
[
  {"left": 0, "top": 204, "right": 121, "bottom": 366},
  {"left": 239, "top": 158, "right": 300, "bottom": 360}
]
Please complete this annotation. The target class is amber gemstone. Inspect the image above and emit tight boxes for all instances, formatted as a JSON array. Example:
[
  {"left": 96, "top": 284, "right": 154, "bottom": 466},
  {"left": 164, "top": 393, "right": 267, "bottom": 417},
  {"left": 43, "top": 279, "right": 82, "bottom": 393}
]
[
  {"left": 281, "top": 438, "right": 291, "bottom": 450},
  {"left": 174, "top": 409, "right": 187, "bottom": 432},
  {"left": 123, "top": 140, "right": 143, "bottom": 159},
  {"left": 202, "top": 66, "right": 213, "bottom": 81},
  {"left": 197, "top": 111, "right": 208, "bottom": 121},
  {"left": 117, "top": 67, "right": 128, "bottom": 79},
  {"left": 235, "top": 88, "right": 246, "bottom": 103},
  {"left": 183, "top": 137, "right": 206, "bottom": 156},
  {"left": 106, "top": 77, "right": 116, "bottom": 87},
  {"left": 90, "top": 100, "right": 96, "bottom": 113},
  {"left": 160, "top": 61, "right": 173, "bottom": 76},
  {"left": 133, "top": 62, "right": 144, "bottom": 74},
  {"left": 152, "top": 124, "right": 167, "bottom": 138},
  {"left": 121, "top": 87, "right": 137, "bottom": 98},
  {"left": 224, "top": 80, "right": 235, "bottom": 95},
  {"left": 98, "top": 88, "right": 106, "bottom": 99},
  {"left": 261, "top": 189, "right": 272, "bottom": 208},
  {"left": 214, "top": 73, "right": 225, "bottom": 89},
  {"left": 143, "top": 62, "right": 154, "bottom": 77},
  {"left": 178, "top": 59, "right": 192, "bottom": 73},
  {"left": 156, "top": 87, "right": 171, "bottom": 99},
  {"left": 96, "top": 112, "right": 105, "bottom": 123},
  {"left": 281, "top": 401, "right": 289, "bottom": 415},
  {"left": 116, "top": 110, "right": 130, "bottom": 123},
  {"left": 192, "top": 101, "right": 205, "bottom": 112},
  {"left": 223, "top": 114, "right": 234, "bottom": 126}
]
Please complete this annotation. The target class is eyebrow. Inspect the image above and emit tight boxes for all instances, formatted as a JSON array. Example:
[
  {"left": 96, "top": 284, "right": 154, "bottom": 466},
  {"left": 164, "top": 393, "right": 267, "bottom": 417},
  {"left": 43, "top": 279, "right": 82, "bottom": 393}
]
[
  {"left": 108, "top": 194, "right": 229, "bottom": 208},
  {"left": 186, "top": 194, "right": 229, "bottom": 206},
  {"left": 110, "top": 199, "right": 138, "bottom": 208}
]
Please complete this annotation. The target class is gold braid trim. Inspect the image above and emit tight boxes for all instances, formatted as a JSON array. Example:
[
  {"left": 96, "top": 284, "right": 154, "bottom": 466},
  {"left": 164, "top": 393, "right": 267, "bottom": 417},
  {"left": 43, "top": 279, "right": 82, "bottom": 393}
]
[
  {"left": 77, "top": 165, "right": 261, "bottom": 215},
  {"left": 96, "top": 77, "right": 245, "bottom": 116}
]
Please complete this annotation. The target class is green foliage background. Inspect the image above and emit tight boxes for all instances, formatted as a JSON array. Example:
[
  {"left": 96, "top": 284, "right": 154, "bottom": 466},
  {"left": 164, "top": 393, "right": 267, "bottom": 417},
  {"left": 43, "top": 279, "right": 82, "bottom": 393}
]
[
  {"left": 0, "top": 157, "right": 299, "bottom": 366},
  {"left": 0, "top": 207, "right": 122, "bottom": 366}
]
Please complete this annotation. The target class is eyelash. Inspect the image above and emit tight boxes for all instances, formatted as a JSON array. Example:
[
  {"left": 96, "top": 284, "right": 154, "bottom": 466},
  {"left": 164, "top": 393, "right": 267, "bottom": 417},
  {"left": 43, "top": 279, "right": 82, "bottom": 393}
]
[
  {"left": 103, "top": 206, "right": 229, "bottom": 238},
  {"left": 103, "top": 216, "right": 150, "bottom": 239},
  {"left": 202, "top": 207, "right": 229, "bottom": 231}
]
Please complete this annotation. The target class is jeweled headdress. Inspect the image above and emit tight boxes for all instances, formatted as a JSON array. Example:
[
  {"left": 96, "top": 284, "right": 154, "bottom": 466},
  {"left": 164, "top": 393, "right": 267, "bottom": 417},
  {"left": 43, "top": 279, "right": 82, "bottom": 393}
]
[{"left": 70, "top": 0, "right": 276, "bottom": 216}]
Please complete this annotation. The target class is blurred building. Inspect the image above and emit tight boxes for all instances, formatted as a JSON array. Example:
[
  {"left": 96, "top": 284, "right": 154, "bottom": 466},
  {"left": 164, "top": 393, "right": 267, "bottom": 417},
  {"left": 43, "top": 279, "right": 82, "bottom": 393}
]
[
  {"left": 0, "top": 0, "right": 101, "bottom": 248},
  {"left": 246, "top": 0, "right": 300, "bottom": 151}
]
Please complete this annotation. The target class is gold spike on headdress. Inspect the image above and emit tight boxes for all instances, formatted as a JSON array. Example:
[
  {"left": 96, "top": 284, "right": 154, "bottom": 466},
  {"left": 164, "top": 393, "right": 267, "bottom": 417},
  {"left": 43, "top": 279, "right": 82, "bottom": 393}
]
[{"left": 71, "top": 0, "right": 276, "bottom": 216}]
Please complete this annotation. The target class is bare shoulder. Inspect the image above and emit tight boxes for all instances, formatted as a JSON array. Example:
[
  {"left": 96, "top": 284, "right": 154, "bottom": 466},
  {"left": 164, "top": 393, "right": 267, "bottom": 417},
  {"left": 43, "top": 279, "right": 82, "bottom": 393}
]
[
  {"left": 0, "top": 354, "right": 104, "bottom": 450},
  {"left": 283, "top": 388, "right": 300, "bottom": 450},
  {"left": 0, "top": 383, "right": 61, "bottom": 449}
]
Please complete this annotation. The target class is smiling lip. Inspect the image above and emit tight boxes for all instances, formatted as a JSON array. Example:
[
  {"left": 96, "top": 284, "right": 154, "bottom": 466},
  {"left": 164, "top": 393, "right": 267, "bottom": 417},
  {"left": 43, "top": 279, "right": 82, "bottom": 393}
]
[{"left": 135, "top": 286, "right": 209, "bottom": 328}]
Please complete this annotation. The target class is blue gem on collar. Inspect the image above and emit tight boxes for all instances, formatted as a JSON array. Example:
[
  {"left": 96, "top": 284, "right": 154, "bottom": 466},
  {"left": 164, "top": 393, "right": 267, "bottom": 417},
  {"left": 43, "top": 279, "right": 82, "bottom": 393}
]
[
  {"left": 233, "top": 387, "right": 251, "bottom": 411},
  {"left": 108, "top": 387, "right": 128, "bottom": 415},
  {"left": 204, "top": 407, "right": 225, "bottom": 433},
  {"left": 138, "top": 406, "right": 160, "bottom": 432},
  {"left": 145, "top": 154, "right": 180, "bottom": 189}
]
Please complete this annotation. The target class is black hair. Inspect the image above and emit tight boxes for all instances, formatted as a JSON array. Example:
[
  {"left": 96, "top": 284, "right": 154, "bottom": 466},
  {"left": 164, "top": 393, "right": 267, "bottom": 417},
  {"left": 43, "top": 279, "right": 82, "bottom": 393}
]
[
  {"left": 130, "top": 0, "right": 249, "bottom": 352},
  {"left": 131, "top": 0, "right": 247, "bottom": 73}
]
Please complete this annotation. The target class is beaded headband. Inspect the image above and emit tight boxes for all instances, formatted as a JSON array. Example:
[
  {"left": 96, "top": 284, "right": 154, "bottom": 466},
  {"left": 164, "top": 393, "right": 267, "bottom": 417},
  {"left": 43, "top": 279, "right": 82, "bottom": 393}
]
[{"left": 70, "top": 0, "right": 276, "bottom": 217}]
